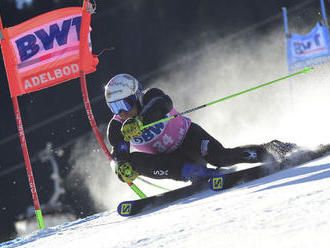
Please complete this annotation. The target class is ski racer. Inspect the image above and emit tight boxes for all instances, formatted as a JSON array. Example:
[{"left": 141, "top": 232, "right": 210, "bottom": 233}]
[{"left": 105, "top": 74, "right": 294, "bottom": 184}]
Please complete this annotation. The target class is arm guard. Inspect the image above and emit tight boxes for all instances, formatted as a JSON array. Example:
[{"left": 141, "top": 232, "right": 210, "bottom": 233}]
[
  {"left": 107, "top": 119, "right": 131, "bottom": 163},
  {"left": 139, "top": 88, "right": 173, "bottom": 125}
]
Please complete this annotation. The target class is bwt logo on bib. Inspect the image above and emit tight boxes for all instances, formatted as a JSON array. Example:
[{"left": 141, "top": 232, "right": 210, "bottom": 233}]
[
  {"left": 132, "top": 123, "right": 165, "bottom": 144},
  {"left": 15, "top": 16, "right": 82, "bottom": 63}
]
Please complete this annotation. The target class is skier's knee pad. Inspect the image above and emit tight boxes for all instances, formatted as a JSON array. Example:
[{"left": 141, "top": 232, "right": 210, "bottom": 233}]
[{"left": 203, "top": 140, "right": 227, "bottom": 164}]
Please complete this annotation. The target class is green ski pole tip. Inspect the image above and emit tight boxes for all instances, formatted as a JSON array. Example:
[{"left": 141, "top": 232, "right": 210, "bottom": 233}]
[{"left": 301, "top": 67, "right": 313, "bottom": 73}]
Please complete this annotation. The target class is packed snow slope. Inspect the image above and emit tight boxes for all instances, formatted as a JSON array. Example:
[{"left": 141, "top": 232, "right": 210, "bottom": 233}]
[{"left": 2, "top": 153, "right": 330, "bottom": 248}]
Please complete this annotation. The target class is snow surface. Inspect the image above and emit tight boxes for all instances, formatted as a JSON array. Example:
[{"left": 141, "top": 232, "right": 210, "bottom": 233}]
[{"left": 2, "top": 154, "right": 330, "bottom": 248}]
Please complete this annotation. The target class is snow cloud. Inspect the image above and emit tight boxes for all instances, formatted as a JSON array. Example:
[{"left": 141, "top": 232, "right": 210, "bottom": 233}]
[
  {"left": 151, "top": 27, "right": 330, "bottom": 148},
  {"left": 67, "top": 125, "right": 135, "bottom": 212}
]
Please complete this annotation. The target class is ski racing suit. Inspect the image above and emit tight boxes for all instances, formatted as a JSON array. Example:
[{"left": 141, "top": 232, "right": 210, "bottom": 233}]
[{"left": 107, "top": 88, "right": 282, "bottom": 182}]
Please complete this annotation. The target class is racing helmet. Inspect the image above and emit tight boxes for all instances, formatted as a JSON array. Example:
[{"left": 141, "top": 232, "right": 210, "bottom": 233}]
[{"left": 104, "top": 74, "right": 142, "bottom": 114}]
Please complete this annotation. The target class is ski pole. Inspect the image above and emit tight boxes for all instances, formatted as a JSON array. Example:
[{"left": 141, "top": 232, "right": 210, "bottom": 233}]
[
  {"left": 137, "top": 177, "right": 170, "bottom": 191},
  {"left": 140, "top": 67, "right": 313, "bottom": 130},
  {"left": 127, "top": 182, "right": 147, "bottom": 198}
]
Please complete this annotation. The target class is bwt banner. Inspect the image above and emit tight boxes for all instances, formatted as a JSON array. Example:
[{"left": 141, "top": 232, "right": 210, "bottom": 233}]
[
  {"left": 287, "top": 22, "right": 330, "bottom": 71},
  {"left": 0, "top": 7, "right": 98, "bottom": 97}
]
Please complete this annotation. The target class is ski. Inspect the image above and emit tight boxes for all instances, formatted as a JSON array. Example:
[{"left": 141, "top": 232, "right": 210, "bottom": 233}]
[
  {"left": 117, "top": 180, "right": 210, "bottom": 217},
  {"left": 117, "top": 165, "right": 271, "bottom": 217},
  {"left": 209, "top": 143, "right": 330, "bottom": 191},
  {"left": 208, "top": 165, "right": 265, "bottom": 191},
  {"left": 117, "top": 144, "right": 330, "bottom": 217}
]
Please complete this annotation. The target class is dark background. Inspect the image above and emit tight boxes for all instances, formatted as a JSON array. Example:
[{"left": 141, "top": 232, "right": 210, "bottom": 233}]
[{"left": 0, "top": 0, "right": 328, "bottom": 242}]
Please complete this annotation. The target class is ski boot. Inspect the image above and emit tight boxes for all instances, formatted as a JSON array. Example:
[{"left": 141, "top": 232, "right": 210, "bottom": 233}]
[
  {"left": 264, "top": 140, "right": 298, "bottom": 163},
  {"left": 240, "top": 145, "right": 274, "bottom": 163},
  {"left": 181, "top": 163, "right": 223, "bottom": 184}
]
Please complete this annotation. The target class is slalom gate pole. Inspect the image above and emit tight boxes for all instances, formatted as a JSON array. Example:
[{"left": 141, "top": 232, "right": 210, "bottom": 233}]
[
  {"left": 282, "top": 7, "right": 290, "bottom": 37},
  {"left": 12, "top": 97, "right": 45, "bottom": 229},
  {"left": 0, "top": 12, "right": 45, "bottom": 229},
  {"left": 140, "top": 67, "right": 313, "bottom": 130},
  {"left": 79, "top": 71, "right": 146, "bottom": 199},
  {"left": 79, "top": 0, "right": 146, "bottom": 199},
  {"left": 320, "top": 0, "right": 328, "bottom": 26}
]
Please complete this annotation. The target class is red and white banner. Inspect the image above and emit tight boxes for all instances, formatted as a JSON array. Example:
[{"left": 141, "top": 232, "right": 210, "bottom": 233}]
[{"left": 1, "top": 7, "right": 98, "bottom": 96}]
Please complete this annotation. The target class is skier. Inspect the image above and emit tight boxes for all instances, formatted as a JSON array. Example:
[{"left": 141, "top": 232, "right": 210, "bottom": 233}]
[{"left": 105, "top": 74, "right": 294, "bottom": 184}]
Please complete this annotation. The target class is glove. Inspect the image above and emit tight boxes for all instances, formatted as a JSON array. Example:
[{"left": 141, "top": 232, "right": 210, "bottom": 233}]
[
  {"left": 121, "top": 117, "right": 143, "bottom": 142},
  {"left": 115, "top": 161, "right": 139, "bottom": 183}
]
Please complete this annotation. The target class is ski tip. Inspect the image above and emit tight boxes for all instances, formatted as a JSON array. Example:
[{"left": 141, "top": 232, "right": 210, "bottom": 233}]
[
  {"left": 117, "top": 201, "right": 134, "bottom": 217},
  {"left": 209, "top": 175, "right": 225, "bottom": 191}
]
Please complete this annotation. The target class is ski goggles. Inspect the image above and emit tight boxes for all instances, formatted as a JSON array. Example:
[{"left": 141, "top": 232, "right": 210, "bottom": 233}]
[{"left": 107, "top": 95, "right": 137, "bottom": 115}]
